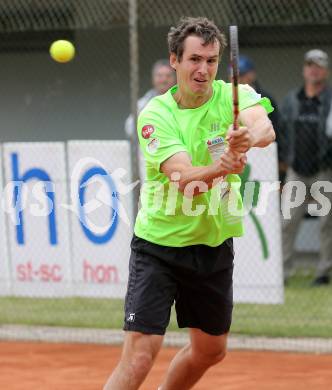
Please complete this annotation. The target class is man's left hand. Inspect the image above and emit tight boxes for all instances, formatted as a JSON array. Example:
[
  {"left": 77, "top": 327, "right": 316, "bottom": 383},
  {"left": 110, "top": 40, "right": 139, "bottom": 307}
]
[{"left": 226, "top": 126, "right": 254, "bottom": 153}]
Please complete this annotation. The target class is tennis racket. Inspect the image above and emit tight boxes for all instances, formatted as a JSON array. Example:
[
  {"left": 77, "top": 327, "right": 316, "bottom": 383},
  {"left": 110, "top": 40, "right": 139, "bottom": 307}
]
[{"left": 229, "top": 25, "right": 239, "bottom": 131}]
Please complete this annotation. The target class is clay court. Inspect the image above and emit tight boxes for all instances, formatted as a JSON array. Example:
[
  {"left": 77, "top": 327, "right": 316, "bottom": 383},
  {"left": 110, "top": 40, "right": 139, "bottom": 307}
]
[{"left": 1, "top": 341, "right": 332, "bottom": 389}]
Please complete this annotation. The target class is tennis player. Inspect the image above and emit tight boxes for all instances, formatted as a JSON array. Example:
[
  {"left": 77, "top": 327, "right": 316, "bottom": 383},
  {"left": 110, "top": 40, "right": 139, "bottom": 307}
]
[{"left": 104, "top": 17, "right": 275, "bottom": 390}]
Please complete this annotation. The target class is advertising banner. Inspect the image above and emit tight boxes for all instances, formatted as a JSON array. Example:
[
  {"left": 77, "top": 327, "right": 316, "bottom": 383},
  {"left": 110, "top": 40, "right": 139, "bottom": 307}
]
[
  {"left": 234, "top": 143, "right": 284, "bottom": 304},
  {"left": 3, "top": 143, "right": 71, "bottom": 297},
  {"left": 67, "top": 141, "right": 133, "bottom": 297},
  {"left": 0, "top": 146, "right": 10, "bottom": 296}
]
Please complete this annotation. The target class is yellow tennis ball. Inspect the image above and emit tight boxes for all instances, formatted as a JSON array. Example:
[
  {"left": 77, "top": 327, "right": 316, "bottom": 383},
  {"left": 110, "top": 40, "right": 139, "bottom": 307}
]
[{"left": 50, "top": 40, "right": 75, "bottom": 63}]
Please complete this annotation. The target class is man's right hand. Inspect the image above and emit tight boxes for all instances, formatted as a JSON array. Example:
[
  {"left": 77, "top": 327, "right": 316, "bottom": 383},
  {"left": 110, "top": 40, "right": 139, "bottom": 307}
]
[{"left": 218, "top": 147, "right": 247, "bottom": 176}]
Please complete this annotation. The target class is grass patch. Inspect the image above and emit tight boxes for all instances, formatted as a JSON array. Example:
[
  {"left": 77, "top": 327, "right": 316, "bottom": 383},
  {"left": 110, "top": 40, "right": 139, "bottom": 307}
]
[
  {"left": 0, "top": 274, "right": 331, "bottom": 338},
  {"left": 232, "top": 273, "right": 332, "bottom": 338}
]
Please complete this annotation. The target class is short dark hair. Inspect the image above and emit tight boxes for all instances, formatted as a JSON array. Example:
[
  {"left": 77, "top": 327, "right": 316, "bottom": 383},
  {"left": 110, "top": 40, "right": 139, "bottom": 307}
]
[{"left": 167, "top": 17, "right": 227, "bottom": 61}]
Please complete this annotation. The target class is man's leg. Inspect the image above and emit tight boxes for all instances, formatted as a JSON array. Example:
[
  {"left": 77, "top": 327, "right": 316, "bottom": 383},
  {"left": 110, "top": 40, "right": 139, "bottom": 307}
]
[
  {"left": 281, "top": 170, "right": 308, "bottom": 279},
  {"left": 316, "top": 212, "right": 332, "bottom": 280},
  {"left": 158, "top": 328, "right": 227, "bottom": 390},
  {"left": 103, "top": 331, "right": 163, "bottom": 390},
  {"left": 314, "top": 169, "right": 332, "bottom": 282},
  {"left": 106, "top": 235, "right": 177, "bottom": 389}
]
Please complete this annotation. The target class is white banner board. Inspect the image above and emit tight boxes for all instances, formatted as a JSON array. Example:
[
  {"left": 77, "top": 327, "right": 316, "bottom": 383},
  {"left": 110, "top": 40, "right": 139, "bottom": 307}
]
[
  {"left": 0, "top": 141, "right": 282, "bottom": 303},
  {"left": 3, "top": 143, "right": 71, "bottom": 297},
  {"left": 234, "top": 142, "right": 284, "bottom": 304},
  {"left": 0, "top": 146, "right": 10, "bottom": 295},
  {"left": 67, "top": 141, "right": 133, "bottom": 297}
]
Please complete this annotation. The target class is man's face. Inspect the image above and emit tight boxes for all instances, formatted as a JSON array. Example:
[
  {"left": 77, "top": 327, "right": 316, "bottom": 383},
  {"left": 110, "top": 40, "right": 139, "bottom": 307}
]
[
  {"left": 303, "top": 62, "right": 329, "bottom": 85},
  {"left": 152, "top": 65, "right": 176, "bottom": 94},
  {"left": 170, "top": 35, "right": 220, "bottom": 98}
]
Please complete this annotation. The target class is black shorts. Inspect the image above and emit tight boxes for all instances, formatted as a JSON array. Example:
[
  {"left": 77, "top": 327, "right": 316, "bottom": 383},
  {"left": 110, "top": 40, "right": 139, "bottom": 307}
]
[{"left": 123, "top": 235, "right": 234, "bottom": 336}]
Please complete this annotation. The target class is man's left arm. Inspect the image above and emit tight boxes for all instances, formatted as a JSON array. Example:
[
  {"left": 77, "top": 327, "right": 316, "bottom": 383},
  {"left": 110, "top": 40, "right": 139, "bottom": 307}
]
[{"left": 226, "top": 104, "right": 276, "bottom": 153}]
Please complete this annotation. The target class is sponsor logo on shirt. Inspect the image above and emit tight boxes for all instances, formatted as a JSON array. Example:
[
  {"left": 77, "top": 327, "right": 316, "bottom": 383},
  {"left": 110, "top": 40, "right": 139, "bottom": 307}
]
[
  {"left": 206, "top": 136, "right": 226, "bottom": 162},
  {"left": 210, "top": 122, "right": 220, "bottom": 132},
  {"left": 207, "top": 136, "right": 224, "bottom": 146},
  {"left": 147, "top": 138, "right": 159, "bottom": 154},
  {"left": 142, "top": 124, "right": 155, "bottom": 139}
]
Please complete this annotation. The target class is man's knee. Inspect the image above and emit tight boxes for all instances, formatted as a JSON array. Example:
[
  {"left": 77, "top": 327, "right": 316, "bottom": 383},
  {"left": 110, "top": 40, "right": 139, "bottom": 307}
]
[
  {"left": 191, "top": 344, "right": 227, "bottom": 367},
  {"left": 121, "top": 332, "right": 163, "bottom": 377},
  {"left": 128, "top": 350, "right": 155, "bottom": 376},
  {"left": 190, "top": 329, "right": 228, "bottom": 368}
]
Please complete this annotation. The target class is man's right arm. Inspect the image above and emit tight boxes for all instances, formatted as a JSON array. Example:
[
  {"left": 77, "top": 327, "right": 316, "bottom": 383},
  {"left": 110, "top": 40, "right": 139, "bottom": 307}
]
[{"left": 161, "top": 150, "right": 247, "bottom": 196}]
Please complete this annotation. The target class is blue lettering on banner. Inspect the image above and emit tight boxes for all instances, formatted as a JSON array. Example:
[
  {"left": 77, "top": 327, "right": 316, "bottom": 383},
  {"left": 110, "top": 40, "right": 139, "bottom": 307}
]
[
  {"left": 11, "top": 153, "right": 57, "bottom": 245},
  {"left": 78, "top": 167, "right": 118, "bottom": 244}
]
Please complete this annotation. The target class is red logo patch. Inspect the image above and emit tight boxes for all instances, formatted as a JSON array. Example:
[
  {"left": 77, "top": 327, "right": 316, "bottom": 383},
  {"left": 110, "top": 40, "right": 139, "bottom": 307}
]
[{"left": 142, "top": 125, "right": 155, "bottom": 139}]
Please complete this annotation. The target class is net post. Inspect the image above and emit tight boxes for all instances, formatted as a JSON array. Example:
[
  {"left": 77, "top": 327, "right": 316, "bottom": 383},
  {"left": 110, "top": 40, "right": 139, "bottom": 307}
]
[{"left": 128, "top": 0, "right": 140, "bottom": 220}]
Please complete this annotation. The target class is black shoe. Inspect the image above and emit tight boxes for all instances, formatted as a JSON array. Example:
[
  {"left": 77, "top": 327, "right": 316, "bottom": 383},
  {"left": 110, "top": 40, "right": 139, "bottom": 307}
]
[{"left": 311, "top": 275, "right": 330, "bottom": 286}]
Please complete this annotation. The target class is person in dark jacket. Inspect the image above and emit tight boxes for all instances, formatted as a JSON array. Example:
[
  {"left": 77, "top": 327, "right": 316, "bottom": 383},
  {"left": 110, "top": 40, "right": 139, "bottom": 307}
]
[{"left": 279, "top": 49, "right": 332, "bottom": 286}]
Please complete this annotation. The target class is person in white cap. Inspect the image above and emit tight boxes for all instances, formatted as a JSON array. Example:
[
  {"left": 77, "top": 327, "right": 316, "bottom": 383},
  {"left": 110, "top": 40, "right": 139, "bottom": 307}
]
[
  {"left": 279, "top": 49, "right": 332, "bottom": 286},
  {"left": 125, "top": 59, "right": 176, "bottom": 138}
]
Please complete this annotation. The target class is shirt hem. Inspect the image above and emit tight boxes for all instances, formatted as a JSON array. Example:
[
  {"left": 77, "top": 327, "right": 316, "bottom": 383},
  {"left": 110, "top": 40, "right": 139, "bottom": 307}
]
[{"left": 134, "top": 227, "right": 244, "bottom": 248}]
